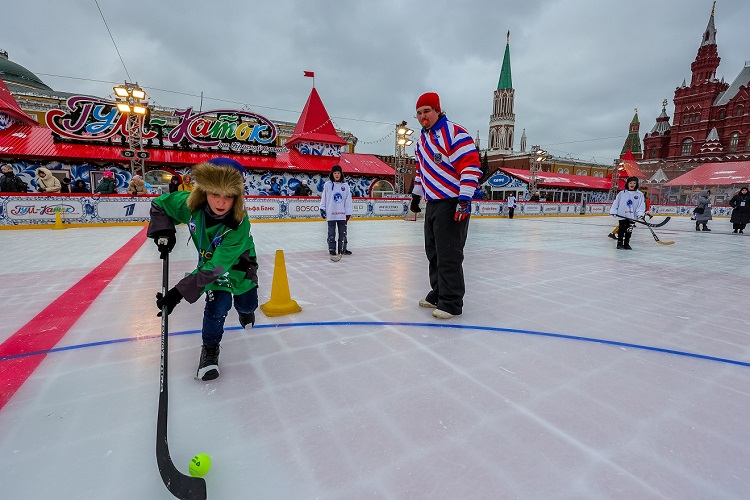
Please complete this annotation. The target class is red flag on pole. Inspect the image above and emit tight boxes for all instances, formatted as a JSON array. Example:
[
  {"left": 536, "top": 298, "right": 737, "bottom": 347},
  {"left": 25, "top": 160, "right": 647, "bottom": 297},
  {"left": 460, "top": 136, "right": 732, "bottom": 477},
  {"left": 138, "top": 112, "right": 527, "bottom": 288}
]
[{"left": 303, "top": 71, "right": 314, "bottom": 77}]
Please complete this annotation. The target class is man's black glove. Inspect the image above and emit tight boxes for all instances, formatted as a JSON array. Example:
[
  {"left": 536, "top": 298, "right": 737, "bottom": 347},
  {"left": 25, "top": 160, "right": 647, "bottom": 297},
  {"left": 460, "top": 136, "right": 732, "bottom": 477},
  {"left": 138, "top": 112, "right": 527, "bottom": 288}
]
[
  {"left": 320, "top": 209, "right": 327, "bottom": 219},
  {"left": 410, "top": 195, "right": 422, "bottom": 213},
  {"left": 152, "top": 231, "right": 176, "bottom": 258},
  {"left": 156, "top": 287, "right": 183, "bottom": 316}
]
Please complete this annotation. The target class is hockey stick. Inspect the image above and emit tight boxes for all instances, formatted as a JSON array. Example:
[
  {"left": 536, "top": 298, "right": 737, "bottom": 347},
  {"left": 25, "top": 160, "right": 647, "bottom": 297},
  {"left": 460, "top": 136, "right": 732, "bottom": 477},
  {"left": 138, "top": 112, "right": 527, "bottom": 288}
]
[
  {"left": 643, "top": 224, "right": 675, "bottom": 245},
  {"left": 156, "top": 244, "right": 207, "bottom": 500},
  {"left": 620, "top": 217, "right": 675, "bottom": 245},
  {"left": 629, "top": 216, "right": 671, "bottom": 228}
]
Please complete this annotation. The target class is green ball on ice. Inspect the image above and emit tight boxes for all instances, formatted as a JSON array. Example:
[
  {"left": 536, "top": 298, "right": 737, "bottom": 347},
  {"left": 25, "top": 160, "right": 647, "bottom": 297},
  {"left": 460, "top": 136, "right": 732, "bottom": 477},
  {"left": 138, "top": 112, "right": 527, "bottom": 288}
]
[{"left": 189, "top": 453, "right": 211, "bottom": 477}]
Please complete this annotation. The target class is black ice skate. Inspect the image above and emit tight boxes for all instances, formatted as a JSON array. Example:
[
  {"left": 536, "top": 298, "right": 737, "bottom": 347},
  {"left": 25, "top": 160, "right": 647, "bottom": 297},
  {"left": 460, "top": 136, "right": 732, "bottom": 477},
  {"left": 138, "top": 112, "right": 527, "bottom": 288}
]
[
  {"left": 197, "top": 344, "right": 220, "bottom": 381},
  {"left": 341, "top": 250, "right": 352, "bottom": 255},
  {"left": 239, "top": 312, "right": 255, "bottom": 329}
]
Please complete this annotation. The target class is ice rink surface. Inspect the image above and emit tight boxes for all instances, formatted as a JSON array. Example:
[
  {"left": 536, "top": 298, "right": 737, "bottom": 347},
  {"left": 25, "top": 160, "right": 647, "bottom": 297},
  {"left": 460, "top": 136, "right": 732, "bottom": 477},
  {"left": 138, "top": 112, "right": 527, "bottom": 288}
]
[{"left": 0, "top": 215, "right": 748, "bottom": 499}]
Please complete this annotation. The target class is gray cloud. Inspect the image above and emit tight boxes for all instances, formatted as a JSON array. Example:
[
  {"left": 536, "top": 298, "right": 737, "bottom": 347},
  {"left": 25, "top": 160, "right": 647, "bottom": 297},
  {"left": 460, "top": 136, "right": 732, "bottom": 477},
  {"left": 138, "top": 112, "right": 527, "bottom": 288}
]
[{"left": 3, "top": 0, "right": 747, "bottom": 165}]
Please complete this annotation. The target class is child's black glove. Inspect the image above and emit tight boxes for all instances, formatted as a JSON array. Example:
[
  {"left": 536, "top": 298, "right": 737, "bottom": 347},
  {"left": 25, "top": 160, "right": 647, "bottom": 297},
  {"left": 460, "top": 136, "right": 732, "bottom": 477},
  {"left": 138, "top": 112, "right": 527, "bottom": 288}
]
[
  {"left": 156, "top": 287, "right": 183, "bottom": 316},
  {"left": 410, "top": 195, "right": 421, "bottom": 213},
  {"left": 320, "top": 209, "right": 327, "bottom": 219},
  {"left": 152, "top": 231, "right": 176, "bottom": 258}
]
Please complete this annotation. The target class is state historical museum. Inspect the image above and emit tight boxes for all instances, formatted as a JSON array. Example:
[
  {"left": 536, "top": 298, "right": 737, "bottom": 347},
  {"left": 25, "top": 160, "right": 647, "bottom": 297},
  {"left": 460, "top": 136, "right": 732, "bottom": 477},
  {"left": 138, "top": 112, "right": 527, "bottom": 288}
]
[{"left": 641, "top": 3, "right": 750, "bottom": 173}]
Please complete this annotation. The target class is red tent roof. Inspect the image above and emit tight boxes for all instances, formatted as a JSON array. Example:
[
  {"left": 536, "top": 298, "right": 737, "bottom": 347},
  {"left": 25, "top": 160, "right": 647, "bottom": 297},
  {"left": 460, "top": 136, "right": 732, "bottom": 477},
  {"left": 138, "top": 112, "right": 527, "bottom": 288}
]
[
  {"left": 500, "top": 168, "right": 612, "bottom": 190},
  {"left": 621, "top": 150, "right": 635, "bottom": 161},
  {"left": 0, "top": 78, "right": 36, "bottom": 126},
  {"left": 613, "top": 150, "right": 647, "bottom": 179},
  {"left": 616, "top": 162, "right": 647, "bottom": 179},
  {"left": 663, "top": 161, "right": 750, "bottom": 186},
  {"left": 0, "top": 125, "right": 394, "bottom": 176},
  {"left": 286, "top": 88, "right": 346, "bottom": 147}
]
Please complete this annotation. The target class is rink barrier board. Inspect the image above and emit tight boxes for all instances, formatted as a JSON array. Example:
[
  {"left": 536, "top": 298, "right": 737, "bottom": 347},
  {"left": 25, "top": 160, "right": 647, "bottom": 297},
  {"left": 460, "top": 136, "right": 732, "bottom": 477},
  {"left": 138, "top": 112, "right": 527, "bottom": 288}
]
[{"left": 0, "top": 195, "right": 731, "bottom": 229}]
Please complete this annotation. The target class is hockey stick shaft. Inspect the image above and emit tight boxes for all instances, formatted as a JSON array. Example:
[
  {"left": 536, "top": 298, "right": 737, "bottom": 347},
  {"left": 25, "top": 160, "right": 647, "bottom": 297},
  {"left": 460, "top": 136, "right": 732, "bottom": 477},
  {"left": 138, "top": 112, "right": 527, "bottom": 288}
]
[
  {"left": 156, "top": 250, "right": 207, "bottom": 500},
  {"left": 643, "top": 223, "right": 675, "bottom": 245},
  {"left": 616, "top": 217, "right": 675, "bottom": 245},
  {"left": 622, "top": 216, "right": 671, "bottom": 228}
]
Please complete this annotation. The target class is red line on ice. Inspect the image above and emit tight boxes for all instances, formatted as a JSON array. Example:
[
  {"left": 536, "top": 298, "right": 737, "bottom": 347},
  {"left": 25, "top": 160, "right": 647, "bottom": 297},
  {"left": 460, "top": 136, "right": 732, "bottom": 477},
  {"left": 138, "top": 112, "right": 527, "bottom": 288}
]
[{"left": 0, "top": 227, "right": 148, "bottom": 411}]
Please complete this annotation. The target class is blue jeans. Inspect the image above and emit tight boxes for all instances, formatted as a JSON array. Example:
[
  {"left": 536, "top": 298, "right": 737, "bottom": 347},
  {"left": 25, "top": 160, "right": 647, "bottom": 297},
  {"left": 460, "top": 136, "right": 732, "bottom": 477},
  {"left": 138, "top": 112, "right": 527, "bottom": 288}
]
[
  {"left": 202, "top": 287, "right": 258, "bottom": 345},
  {"left": 327, "top": 220, "right": 348, "bottom": 253}
]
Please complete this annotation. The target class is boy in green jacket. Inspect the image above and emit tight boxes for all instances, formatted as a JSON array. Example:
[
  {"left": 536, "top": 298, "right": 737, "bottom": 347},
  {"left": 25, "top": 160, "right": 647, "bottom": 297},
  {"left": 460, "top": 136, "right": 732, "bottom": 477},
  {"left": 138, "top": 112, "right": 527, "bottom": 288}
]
[{"left": 147, "top": 158, "right": 258, "bottom": 381}]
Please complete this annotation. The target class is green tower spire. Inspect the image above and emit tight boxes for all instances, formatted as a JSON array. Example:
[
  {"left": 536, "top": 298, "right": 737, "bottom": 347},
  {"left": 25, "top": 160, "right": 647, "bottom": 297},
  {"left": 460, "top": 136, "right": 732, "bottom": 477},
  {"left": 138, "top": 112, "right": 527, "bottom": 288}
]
[
  {"left": 497, "top": 31, "right": 512, "bottom": 90},
  {"left": 620, "top": 108, "right": 643, "bottom": 157}
]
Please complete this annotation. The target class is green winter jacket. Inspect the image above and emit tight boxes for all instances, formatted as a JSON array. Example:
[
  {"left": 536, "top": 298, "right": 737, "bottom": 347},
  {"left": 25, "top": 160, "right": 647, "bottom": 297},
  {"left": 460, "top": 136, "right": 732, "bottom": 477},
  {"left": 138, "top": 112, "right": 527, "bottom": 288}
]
[
  {"left": 94, "top": 177, "right": 117, "bottom": 194},
  {"left": 148, "top": 191, "right": 258, "bottom": 303}
]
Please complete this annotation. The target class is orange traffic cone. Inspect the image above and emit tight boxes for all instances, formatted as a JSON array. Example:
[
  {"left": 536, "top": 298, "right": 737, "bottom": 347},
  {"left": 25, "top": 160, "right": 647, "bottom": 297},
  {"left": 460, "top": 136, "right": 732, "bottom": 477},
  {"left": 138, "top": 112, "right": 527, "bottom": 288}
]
[{"left": 260, "top": 250, "right": 302, "bottom": 317}]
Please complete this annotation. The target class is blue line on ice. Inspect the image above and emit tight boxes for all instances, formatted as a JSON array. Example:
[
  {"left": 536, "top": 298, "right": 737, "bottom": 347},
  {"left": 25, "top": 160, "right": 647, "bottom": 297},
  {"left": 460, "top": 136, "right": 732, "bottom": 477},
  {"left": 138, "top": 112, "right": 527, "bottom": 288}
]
[{"left": 1, "top": 321, "right": 748, "bottom": 368}]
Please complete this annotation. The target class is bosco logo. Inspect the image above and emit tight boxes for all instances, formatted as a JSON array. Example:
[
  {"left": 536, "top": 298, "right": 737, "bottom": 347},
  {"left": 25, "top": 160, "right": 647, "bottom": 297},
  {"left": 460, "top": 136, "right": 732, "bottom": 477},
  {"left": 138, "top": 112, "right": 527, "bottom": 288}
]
[{"left": 295, "top": 205, "right": 317, "bottom": 212}]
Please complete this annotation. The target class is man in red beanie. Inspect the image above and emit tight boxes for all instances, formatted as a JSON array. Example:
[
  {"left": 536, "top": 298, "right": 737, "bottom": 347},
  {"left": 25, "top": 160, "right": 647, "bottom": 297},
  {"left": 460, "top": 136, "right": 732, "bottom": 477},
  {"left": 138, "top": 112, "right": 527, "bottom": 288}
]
[{"left": 410, "top": 92, "right": 482, "bottom": 319}]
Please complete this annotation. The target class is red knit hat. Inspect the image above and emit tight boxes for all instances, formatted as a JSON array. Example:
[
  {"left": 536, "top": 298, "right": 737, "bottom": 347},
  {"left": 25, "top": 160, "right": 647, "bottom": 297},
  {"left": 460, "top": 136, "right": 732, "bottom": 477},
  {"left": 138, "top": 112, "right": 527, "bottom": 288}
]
[{"left": 416, "top": 92, "right": 441, "bottom": 112}]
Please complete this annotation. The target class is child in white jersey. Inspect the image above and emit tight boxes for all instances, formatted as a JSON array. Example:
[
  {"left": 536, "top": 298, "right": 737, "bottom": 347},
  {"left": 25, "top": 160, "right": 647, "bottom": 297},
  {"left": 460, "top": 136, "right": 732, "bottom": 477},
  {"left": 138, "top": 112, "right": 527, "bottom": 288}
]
[
  {"left": 609, "top": 176, "right": 646, "bottom": 250},
  {"left": 319, "top": 165, "right": 353, "bottom": 261}
]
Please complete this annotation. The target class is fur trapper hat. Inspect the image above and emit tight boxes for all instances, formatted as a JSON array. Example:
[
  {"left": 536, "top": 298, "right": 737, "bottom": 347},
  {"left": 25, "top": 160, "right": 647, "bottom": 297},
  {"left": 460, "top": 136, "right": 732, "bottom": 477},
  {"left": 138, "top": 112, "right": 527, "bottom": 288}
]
[
  {"left": 187, "top": 159, "right": 246, "bottom": 223},
  {"left": 329, "top": 164, "right": 344, "bottom": 182}
]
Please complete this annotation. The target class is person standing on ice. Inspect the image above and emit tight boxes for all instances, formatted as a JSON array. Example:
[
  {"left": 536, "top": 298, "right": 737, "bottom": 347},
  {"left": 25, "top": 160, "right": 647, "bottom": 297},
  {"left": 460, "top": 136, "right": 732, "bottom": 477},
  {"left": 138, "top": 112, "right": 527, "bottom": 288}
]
[
  {"left": 410, "top": 92, "right": 482, "bottom": 319},
  {"left": 694, "top": 189, "right": 713, "bottom": 232},
  {"left": 729, "top": 186, "right": 750, "bottom": 233},
  {"left": 147, "top": 157, "right": 259, "bottom": 381},
  {"left": 506, "top": 193, "right": 517, "bottom": 219},
  {"left": 609, "top": 176, "right": 646, "bottom": 250},
  {"left": 319, "top": 164, "right": 353, "bottom": 261}
]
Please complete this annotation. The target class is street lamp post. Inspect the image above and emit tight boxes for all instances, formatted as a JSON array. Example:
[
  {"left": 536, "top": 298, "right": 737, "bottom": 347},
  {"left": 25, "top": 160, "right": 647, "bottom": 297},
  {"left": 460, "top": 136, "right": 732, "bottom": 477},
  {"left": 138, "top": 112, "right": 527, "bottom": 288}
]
[
  {"left": 113, "top": 82, "right": 149, "bottom": 175},
  {"left": 529, "top": 145, "right": 549, "bottom": 198},
  {"left": 394, "top": 120, "right": 414, "bottom": 194}
]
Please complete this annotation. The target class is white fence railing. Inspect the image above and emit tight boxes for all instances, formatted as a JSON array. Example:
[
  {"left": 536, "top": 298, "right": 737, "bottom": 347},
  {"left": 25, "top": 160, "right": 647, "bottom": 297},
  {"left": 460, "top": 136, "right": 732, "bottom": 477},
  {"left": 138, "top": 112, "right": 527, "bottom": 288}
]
[{"left": 0, "top": 195, "right": 729, "bottom": 227}]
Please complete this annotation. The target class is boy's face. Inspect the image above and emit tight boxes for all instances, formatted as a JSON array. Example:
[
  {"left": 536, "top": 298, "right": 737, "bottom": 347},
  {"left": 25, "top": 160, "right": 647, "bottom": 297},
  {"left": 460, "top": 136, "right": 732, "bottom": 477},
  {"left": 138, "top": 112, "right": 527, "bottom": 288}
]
[
  {"left": 627, "top": 180, "right": 637, "bottom": 190},
  {"left": 332, "top": 171, "right": 342, "bottom": 181},
  {"left": 207, "top": 192, "right": 235, "bottom": 216}
]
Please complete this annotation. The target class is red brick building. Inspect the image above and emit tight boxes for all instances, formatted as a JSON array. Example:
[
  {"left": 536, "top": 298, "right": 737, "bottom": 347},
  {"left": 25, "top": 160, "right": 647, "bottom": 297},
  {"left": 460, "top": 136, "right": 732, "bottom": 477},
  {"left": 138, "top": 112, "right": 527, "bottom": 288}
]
[{"left": 642, "top": 5, "right": 750, "bottom": 176}]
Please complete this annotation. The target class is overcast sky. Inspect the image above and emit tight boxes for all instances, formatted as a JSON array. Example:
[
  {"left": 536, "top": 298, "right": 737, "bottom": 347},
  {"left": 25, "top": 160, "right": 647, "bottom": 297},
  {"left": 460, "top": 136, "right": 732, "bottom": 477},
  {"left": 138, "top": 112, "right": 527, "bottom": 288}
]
[{"left": 3, "top": 0, "right": 749, "bottom": 165}]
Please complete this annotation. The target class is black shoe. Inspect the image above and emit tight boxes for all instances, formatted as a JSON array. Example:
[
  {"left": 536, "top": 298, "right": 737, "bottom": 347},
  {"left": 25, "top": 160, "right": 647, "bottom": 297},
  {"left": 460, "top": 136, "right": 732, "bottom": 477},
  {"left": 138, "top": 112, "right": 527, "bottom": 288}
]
[
  {"left": 239, "top": 312, "right": 255, "bottom": 329},
  {"left": 197, "top": 344, "right": 220, "bottom": 381},
  {"left": 623, "top": 244, "right": 632, "bottom": 250},
  {"left": 733, "top": 229, "right": 738, "bottom": 233},
  {"left": 740, "top": 230, "right": 745, "bottom": 234},
  {"left": 341, "top": 250, "right": 352, "bottom": 255},
  {"left": 329, "top": 250, "right": 337, "bottom": 256},
  {"left": 607, "top": 233, "right": 617, "bottom": 240},
  {"left": 617, "top": 243, "right": 624, "bottom": 249},
  {"left": 702, "top": 226, "right": 711, "bottom": 231}
]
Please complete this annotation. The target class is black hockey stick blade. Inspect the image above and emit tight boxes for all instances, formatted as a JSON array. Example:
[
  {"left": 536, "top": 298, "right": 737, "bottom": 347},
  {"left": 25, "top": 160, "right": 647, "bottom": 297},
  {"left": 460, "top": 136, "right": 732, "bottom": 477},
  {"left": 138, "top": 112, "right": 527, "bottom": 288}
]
[
  {"left": 625, "top": 216, "right": 671, "bottom": 228},
  {"left": 156, "top": 253, "right": 207, "bottom": 500},
  {"left": 643, "top": 216, "right": 671, "bottom": 227}
]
